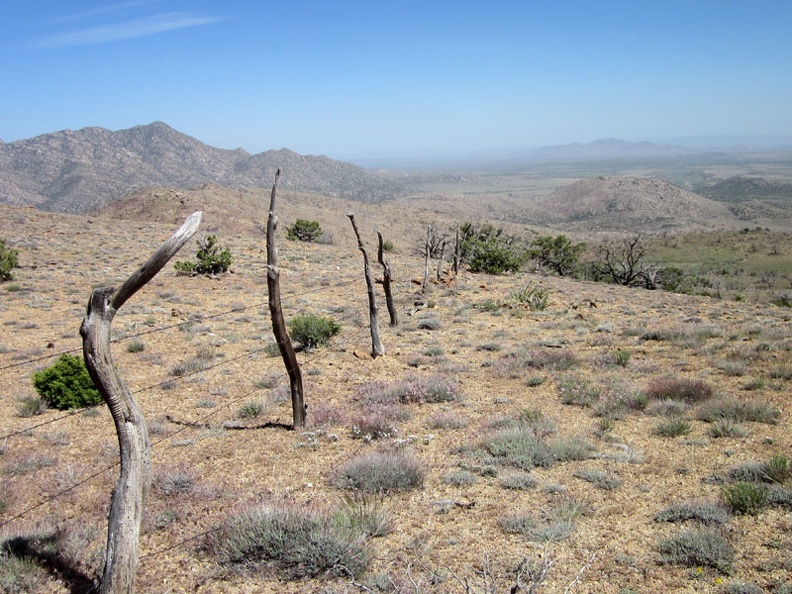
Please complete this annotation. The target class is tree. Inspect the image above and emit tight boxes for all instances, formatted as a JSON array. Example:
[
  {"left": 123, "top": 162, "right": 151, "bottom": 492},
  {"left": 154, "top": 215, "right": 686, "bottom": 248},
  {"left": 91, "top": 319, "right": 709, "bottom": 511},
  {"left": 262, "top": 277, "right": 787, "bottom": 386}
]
[
  {"left": 174, "top": 234, "right": 232, "bottom": 275},
  {"left": 286, "top": 219, "right": 323, "bottom": 242},
  {"left": 0, "top": 239, "right": 19, "bottom": 282},
  {"left": 459, "top": 223, "right": 523, "bottom": 274},
  {"left": 591, "top": 235, "right": 654, "bottom": 287},
  {"left": 529, "top": 235, "right": 585, "bottom": 276}
]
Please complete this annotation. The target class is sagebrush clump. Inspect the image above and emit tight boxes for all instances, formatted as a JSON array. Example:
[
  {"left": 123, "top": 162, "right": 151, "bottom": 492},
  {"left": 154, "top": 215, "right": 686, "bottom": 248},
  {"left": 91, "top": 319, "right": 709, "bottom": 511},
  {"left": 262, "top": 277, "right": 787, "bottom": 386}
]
[
  {"left": 289, "top": 314, "right": 341, "bottom": 349},
  {"left": 32, "top": 354, "right": 102, "bottom": 410}
]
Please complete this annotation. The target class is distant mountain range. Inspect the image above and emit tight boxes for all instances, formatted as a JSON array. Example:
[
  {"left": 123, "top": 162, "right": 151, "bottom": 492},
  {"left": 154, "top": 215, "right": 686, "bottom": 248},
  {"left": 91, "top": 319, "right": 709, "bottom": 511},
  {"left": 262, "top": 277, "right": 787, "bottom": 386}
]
[{"left": 0, "top": 122, "right": 410, "bottom": 214}]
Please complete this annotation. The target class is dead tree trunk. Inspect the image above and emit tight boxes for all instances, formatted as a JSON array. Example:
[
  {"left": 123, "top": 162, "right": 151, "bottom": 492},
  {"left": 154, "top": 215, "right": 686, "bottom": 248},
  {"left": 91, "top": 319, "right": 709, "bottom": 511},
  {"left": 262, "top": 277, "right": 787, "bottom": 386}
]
[
  {"left": 436, "top": 238, "right": 446, "bottom": 281},
  {"left": 265, "top": 170, "right": 306, "bottom": 428},
  {"left": 80, "top": 211, "right": 202, "bottom": 594},
  {"left": 453, "top": 225, "right": 461, "bottom": 275},
  {"left": 348, "top": 214, "right": 385, "bottom": 357},
  {"left": 422, "top": 225, "right": 431, "bottom": 293},
  {"left": 376, "top": 230, "right": 398, "bottom": 327}
]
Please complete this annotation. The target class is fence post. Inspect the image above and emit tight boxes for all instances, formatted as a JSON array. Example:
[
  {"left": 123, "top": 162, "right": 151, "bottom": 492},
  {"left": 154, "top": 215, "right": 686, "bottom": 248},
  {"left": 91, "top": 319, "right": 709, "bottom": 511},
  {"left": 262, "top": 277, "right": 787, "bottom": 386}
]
[
  {"left": 265, "top": 170, "right": 306, "bottom": 428},
  {"left": 80, "top": 212, "right": 202, "bottom": 594}
]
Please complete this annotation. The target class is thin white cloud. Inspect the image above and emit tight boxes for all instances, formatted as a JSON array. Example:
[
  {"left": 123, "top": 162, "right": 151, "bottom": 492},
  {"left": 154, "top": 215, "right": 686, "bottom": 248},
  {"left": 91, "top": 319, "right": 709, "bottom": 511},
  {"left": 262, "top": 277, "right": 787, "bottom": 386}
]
[
  {"left": 52, "top": 1, "right": 162, "bottom": 24},
  {"left": 33, "top": 12, "right": 224, "bottom": 48}
]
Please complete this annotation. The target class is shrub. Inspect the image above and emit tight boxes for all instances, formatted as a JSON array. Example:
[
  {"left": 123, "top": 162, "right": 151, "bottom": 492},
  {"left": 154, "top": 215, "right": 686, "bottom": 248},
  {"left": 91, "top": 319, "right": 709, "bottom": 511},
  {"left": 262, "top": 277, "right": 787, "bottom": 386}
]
[
  {"left": 697, "top": 397, "right": 780, "bottom": 425},
  {"left": 332, "top": 493, "right": 393, "bottom": 538},
  {"left": 657, "top": 527, "right": 734, "bottom": 574},
  {"left": 548, "top": 436, "right": 595, "bottom": 462},
  {"left": 286, "top": 219, "right": 323, "bottom": 242},
  {"left": 237, "top": 400, "right": 267, "bottom": 420},
  {"left": 16, "top": 396, "right": 46, "bottom": 418},
  {"left": 351, "top": 406, "right": 400, "bottom": 440},
  {"left": 358, "top": 375, "right": 461, "bottom": 405},
  {"left": 0, "top": 239, "right": 19, "bottom": 282},
  {"left": 654, "top": 501, "right": 731, "bottom": 526},
  {"left": 174, "top": 234, "right": 232, "bottom": 275},
  {"left": 500, "top": 472, "right": 538, "bottom": 490},
  {"left": 207, "top": 503, "right": 372, "bottom": 579},
  {"left": 646, "top": 378, "right": 714, "bottom": 403},
  {"left": 289, "top": 314, "right": 340, "bottom": 349},
  {"left": 498, "top": 514, "right": 574, "bottom": 543},
  {"left": 332, "top": 451, "right": 425, "bottom": 493},
  {"left": 483, "top": 427, "right": 553, "bottom": 470},
  {"left": 32, "top": 354, "right": 102, "bottom": 410},
  {"left": 126, "top": 340, "right": 145, "bottom": 353},
  {"left": 573, "top": 468, "right": 622, "bottom": 490},
  {"left": 762, "top": 455, "right": 792, "bottom": 484},
  {"left": 654, "top": 417, "right": 692, "bottom": 437},
  {"left": 722, "top": 482, "right": 768, "bottom": 516},
  {"left": 512, "top": 285, "right": 550, "bottom": 311},
  {"left": 442, "top": 470, "right": 478, "bottom": 486},
  {"left": 708, "top": 419, "right": 747, "bottom": 438}
]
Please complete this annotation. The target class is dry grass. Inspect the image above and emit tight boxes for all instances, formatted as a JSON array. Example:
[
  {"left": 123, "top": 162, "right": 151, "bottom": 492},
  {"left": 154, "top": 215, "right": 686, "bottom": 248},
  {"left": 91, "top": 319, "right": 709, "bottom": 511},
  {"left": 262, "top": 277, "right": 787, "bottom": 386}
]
[{"left": 1, "top": 201, "right": 791, "bottom": 593}]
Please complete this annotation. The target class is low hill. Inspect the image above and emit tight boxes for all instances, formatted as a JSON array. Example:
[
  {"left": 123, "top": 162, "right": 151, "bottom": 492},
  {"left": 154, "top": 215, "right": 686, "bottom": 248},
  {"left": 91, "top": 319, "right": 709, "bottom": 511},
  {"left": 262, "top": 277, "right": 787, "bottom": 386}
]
[
  {"left": 522, "top": 176, "right": 738, "bottom": 232},
  {"left": 0, "top": 122, "right": 409, "bottom": 214}
]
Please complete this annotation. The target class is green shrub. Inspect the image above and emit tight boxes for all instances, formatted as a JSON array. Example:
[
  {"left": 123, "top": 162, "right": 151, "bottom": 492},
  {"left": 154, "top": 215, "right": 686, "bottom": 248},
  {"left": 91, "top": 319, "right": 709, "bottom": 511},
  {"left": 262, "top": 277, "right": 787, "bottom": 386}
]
[
  {"left": 654, "top": 417, "right": 692, "bottom": 437},
  {"left": 32, "top": 354, "right": 102, "bottom": 410},
  {"left": 762, "top": 455, "right": 792, "bottom": 484},
  {"left": 286, "top": 219, "right": 323, "bottom": 242},
  {"left": 512, "top": 285, "right": 550, "bottom": 310},
  {"left": 237, "top": 400, "right": 267, "bottom": 420},
  {"left": 289, "top": 314, "right": 340, "bottom": 349},
  {"left": 657, "top": 527, "right": 734, "bottom": 574},
  {"left": 0, "top": 239, "right": 19, "bottom": 282},
  {"left": 469, "top": 243, "right": 523, "bottom": 274},
  {"left": 332, "top": 451, "right": 425, "bottom": 493},
  {"left": 208, "top": 503, "right": 372, "bottom": 579},
  {"left": 174, "top": 234, "right": 232, "bottom": 275},
  {"left": 722, "top": 482, "right": 768, "bottom": 516}
]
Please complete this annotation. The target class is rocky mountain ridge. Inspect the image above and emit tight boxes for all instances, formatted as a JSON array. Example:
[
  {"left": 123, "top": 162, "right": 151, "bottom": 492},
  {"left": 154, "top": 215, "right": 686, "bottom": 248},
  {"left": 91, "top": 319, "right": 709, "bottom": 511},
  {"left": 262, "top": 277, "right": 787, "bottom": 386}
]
[{"left": 0, "top": 122, "right": 409, "bottom": 214}]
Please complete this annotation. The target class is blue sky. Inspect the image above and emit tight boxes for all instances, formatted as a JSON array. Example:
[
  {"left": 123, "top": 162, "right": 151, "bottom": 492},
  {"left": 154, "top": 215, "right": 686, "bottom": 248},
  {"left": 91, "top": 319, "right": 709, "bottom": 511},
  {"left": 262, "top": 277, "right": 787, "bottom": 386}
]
[{"left": 2, "top": 1, "right": 791, "bottom": 159}]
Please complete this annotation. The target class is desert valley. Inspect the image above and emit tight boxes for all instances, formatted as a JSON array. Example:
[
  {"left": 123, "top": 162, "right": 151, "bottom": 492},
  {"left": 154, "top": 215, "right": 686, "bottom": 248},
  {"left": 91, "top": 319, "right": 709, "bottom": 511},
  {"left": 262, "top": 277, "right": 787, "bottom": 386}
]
[{"left": 0, "top": 123, "right": 791, "bottom": 594}]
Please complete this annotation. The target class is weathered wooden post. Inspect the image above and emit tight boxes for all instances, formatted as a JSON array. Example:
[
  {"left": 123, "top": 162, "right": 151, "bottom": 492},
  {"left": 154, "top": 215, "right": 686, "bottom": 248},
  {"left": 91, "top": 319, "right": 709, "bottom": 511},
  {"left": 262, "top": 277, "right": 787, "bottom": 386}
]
[
  {"left": 376, "top": 230, "right": 398, "bottom": 327},
  {"left": 348, "top": 214, "right": 385, "bottom": 358},
  {"left": 81, "top": 211, "right": 202, "bottom": 594},
  {"left": 265, "top": 169, "right": 306, "bottom": 428}
]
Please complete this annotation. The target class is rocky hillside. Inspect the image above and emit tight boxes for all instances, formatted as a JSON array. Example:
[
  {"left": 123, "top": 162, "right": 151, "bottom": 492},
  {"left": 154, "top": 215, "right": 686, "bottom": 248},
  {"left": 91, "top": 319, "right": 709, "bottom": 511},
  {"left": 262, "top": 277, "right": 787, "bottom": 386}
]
[
  {"left": 0, "top": 122, "right": 409, "bottom": 214},
  {"left": 522, "top": 176, "right": 738, "bottom": 232}
]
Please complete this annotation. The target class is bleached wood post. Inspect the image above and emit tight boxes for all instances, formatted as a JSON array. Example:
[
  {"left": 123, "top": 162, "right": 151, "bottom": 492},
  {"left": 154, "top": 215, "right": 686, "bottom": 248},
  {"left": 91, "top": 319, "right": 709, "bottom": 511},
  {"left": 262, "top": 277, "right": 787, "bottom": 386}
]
[
  {"left": 265, "top": 169, "right": 306, "bottom": 428},
  {"left": 348, "top": 214, "right": 385, "bottom": 358},
  {"left": 80, "top": 211, "right": 202, "bottom": 594},
  {"left": 376, "top": 230, "right": 398, "bottom": 326}
]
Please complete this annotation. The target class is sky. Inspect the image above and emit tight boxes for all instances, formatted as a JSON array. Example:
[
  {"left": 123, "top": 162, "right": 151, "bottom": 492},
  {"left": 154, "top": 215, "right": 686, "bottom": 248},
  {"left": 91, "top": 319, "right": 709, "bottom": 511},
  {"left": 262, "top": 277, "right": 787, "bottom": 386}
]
[{"left": 2, "top": 0, "right": 792, "bottom": 160}]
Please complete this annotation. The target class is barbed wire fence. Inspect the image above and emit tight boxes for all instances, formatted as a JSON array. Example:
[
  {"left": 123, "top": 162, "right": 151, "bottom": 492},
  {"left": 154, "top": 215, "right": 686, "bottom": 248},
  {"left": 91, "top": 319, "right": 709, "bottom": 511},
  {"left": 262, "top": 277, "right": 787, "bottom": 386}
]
[{"left": 0, "top": 254, "right": 437, "bottom": 545}]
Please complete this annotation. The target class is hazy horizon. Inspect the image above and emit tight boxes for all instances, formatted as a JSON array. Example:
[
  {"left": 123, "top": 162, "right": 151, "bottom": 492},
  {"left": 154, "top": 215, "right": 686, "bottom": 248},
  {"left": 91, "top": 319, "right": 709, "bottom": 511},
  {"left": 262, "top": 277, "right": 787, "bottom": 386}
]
[{"left": 2, "top": 1, "right": 791, "bottom": 159}]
